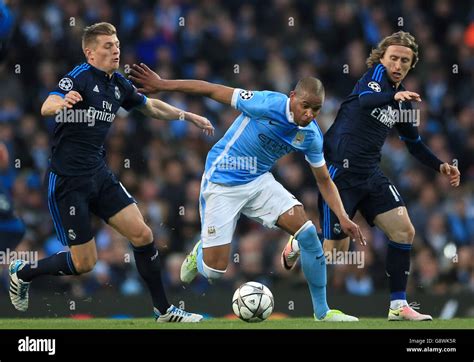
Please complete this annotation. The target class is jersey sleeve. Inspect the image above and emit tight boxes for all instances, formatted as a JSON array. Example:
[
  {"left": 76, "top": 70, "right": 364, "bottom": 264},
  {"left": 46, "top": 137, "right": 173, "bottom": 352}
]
[
  {"left": 121, "top": 78, "right": 147, "bottom": 111},
  {"left": 49, "top": 71, "right": 87, "bottom": 98},
  {"left": 395, "top": 108, "right": 443, "bottom": 172},
  {"left": 357, "top": 64, "right": 396, "bottom": 109},
  {"left": 231, "top": 89, "right": 277, "bottom": 118},
  {"left": 303, "top": 131, "right": 326, "bottom": 168}
]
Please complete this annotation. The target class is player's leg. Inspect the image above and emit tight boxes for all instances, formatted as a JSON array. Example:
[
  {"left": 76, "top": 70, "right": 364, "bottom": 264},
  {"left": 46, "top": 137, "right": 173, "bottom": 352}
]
[
  {"left": 364, "top": 173, "right": 432, "bottom": 321},
  {"left": 281, "top": 174, "right": 359, "bottom": 270},
  {"left": 98, "top": 168, "right": 201, "bottom": 322},
  {"left": 108, "top": 203, "right": 201, "bottom": 322},
  {"left": 10, "top": 171, "right": 94, "bottom": 311},
  {"left": 373, "top": 208, "right": 431, "bottom": 321},
  {"left": 181, "top": 178, "right": 246, "bottom": 284},
  {"left": 243, "top": 173, "right": 357, "bottom": 321}
]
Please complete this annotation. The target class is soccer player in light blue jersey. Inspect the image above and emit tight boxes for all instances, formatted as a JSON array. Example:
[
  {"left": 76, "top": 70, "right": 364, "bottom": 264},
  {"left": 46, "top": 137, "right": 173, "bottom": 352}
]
[{"left": 130, "top": 64, "right": 366, "bottom": 321}]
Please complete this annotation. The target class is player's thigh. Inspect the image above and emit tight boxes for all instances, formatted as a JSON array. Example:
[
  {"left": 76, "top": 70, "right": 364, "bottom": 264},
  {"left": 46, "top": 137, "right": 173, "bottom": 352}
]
[
  {"left": 91, "top": 169, "right": 148, "bottom": 243},
  {"left": 373, "top": 207, "right": 415, "bottom": 244},
  {"left": 361, "top": 173, "right": 414, "bottom": 243},
  {"left": 241, "top": 173, "right": 303, "bottom": 234},
  {"left": 200, "top": 179, "right": 249, "bottom": 267},
  {"left": 107, "top": 203, "right": 152, "bottom": 245},
  {"left": 46, "top": 171, "right": 94, "bottom": 247}
]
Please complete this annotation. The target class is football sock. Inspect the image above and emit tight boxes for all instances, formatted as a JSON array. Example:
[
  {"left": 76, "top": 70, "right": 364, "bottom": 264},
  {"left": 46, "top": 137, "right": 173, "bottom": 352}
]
[
  {"left": 196, "top": 241, "right": 205, "bottom": 277},
  {"left": 296, "top": 221, "right": 330, "bottom": 319},
  {"left": 17, "top": 251, "right": 78, "bottom": 282},
  {"left": 386, "top": 240, "right": 411, "bottom": 308},
  {"left": 132, "top": 242, "right": 170, "bottom": 314}
]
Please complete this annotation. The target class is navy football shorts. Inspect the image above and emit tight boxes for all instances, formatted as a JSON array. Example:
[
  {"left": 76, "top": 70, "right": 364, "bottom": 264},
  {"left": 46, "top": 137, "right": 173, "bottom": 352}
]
[
  {"left": 318, "top": 163, "right": 405, "bottom": 240},
  {"left": 45, "top": 167, "right": 136, "bottom": 246}
]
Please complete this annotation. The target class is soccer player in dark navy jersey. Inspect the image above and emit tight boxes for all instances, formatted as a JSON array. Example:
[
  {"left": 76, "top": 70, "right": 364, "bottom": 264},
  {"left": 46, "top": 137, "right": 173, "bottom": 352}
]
[
  {"left": 8, "top": 22, "right": 213, "bottom": 322},
  {"left": 282, "top": 31, "right": 460, "bottom": 321}
]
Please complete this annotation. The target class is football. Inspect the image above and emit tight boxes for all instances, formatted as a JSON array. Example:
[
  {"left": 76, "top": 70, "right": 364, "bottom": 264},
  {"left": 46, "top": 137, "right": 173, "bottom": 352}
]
[{"left": 232, "top": 281, "right": 274, "bottom": 323}]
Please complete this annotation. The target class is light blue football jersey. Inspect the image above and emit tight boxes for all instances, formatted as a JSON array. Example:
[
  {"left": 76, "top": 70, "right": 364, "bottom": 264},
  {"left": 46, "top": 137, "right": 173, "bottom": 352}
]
[{"left": 203, "top": 89, "right": 326, "bottom": 186}]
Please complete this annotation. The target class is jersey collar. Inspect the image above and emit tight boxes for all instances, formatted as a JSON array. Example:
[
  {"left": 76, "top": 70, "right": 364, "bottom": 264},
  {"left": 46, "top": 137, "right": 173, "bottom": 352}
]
[
  {"left": 286, "top": 98, "right": 295, "bottom": 124},
  {"left": 286, "top": 98, "right": 306, "bottom": 129},
  {"left": 88, "top": 63, "right": 115, "bottom": 81}
]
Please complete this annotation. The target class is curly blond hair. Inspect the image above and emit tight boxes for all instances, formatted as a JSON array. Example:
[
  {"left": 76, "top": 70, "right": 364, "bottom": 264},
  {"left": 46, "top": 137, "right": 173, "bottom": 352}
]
[{"left": 366, "top": 31, "right": 419, "bottom": 69}]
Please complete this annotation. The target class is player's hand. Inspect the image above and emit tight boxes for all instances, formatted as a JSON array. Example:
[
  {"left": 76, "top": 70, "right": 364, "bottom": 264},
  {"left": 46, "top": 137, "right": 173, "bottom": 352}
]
[
  {"left": 63, "top": 91, "right": 83, "bottom": 109},
  {"left": 185, "top": 112, "right": 215, "bottom": 136},
  {"left": 0, "top": 142, "right": 9, "bottom": 170},
  {"left": 129, "top": 63, "right": 162, "bottom": 94},
  {"left": 440, "top": 163, "right": 460, "bottom": 187},
  {"left": 394, "top": 91, "right": 421, "bottom": 102},
  {"left": 340, "top": 217, "right": 366, "bottom": 246}
]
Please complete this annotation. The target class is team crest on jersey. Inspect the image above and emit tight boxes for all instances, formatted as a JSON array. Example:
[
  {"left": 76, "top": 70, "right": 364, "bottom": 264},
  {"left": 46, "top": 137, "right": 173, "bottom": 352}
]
[
  {"left": 292, "top": 131, "right": 305, "bottom": 146},
  {"left": 114, "top": 86, "right": 121, "bottom": 100},
  {"left": 239, "top": 90, "right": 254, "bottom": 100},
  {"left": 58, "top": 78, "right": 73, "bottom": 91},
  {"left": 68, "top": 229, "right": 76, "bottom": 241},
  {"left": 368, "top": 81, "right": 381, "bottom": 92},
  {"left": 207, "top": 226, "right": 216, "bottom": 236},
  {"left": 333, "top": 223, "right": 341, "bottom": 235}
]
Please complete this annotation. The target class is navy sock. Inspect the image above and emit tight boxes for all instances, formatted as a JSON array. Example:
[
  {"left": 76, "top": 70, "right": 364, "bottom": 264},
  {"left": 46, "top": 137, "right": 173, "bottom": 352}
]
[
  {"left": 386, "top": 241, "right": 411, "bottom": 300},
  {"left": 17, "top": 251, "right": 78, "bottom": 282},
  {"left": 132, "top": 242, "right": 170, "bottom": 314}
]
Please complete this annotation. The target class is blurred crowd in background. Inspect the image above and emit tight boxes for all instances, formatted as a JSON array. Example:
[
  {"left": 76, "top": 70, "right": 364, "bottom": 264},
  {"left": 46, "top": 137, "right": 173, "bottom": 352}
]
[{"left": 0, "top": 0, "right": 473, "bottom": 302}]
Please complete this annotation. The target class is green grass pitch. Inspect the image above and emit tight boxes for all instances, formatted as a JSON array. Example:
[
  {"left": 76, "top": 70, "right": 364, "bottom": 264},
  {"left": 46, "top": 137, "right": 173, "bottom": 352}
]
[{"left": 0, "top": 318, "right": 472, "bottom": 329}]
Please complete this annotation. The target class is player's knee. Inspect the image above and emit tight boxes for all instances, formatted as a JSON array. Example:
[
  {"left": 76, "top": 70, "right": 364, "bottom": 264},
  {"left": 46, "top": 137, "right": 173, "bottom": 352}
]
[
  {"left": 294, "top": 221, "right": 321, "bottom": 253},
  {"left": 389, "top": 223, "right": 415, "bottom": 244},
  {"left": 129, "top": 223, "right": 153, "bottom": 247},
  {"left": 202, "top": 260, "right": 226, "bottom": 282},
  {"left": 72, "top": 253, "right": 97, "bottom": 274}
]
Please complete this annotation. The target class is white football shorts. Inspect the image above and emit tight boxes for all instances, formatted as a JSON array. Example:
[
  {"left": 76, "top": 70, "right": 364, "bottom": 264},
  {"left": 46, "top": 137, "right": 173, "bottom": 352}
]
[{"left": 199, "top": 172, "right": 302, "bottom": 248}]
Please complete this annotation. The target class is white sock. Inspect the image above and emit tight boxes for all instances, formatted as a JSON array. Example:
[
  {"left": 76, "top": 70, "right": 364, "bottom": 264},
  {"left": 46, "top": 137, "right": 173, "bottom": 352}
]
[
  {"left": 390, "top": 299, "right": 408, "bottom": 309},
  {"left": 291, "top": 237, "right": 300, "bottom": 253}
]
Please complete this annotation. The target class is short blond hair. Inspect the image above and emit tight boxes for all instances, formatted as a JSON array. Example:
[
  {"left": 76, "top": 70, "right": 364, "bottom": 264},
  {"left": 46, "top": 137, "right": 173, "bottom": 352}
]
[
  {"left": 82, "top": 22, "right": 117, "bottom": 50},
  {"left": 366, "top": 31, "right": 419, "bottom": 69}
]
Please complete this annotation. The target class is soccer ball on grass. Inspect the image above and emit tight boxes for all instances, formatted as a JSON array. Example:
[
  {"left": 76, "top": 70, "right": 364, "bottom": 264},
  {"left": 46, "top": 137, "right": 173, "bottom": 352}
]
[{"left": 232, "top": 281, "right": 274, "bottom": 323}]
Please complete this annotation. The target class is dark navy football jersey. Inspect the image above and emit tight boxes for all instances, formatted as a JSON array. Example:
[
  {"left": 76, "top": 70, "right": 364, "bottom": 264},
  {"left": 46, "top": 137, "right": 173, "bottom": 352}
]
[
  {"left": 324, "top": 63, "right": 421, "bottom": 174},
  {"left": 48, "top": 63, "right": 147, "bottom": 176}
]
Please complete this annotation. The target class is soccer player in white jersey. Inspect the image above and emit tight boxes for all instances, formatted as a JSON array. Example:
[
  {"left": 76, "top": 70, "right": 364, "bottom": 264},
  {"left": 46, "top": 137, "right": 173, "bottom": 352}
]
[{"left": 130, "top": 64, "right": 366, "bottom": 321}]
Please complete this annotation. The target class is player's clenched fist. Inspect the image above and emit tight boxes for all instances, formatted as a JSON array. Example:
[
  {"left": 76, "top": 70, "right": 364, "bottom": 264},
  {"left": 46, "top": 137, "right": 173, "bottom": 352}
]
[{"left": 63, "top": 91, "right": 83, "bottom": 108}]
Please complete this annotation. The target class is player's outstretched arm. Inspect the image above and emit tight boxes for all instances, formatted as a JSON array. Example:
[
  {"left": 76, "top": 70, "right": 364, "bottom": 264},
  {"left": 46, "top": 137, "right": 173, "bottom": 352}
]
[
  {"left": 397, "top": 123, "right": 460, "bottom": 187},
  {"left": 129, "top": 63, "right": 234, "bottom": 105},
  {"left": 41, "top": 92, "right": 83, "bottom": 116},
  {"left": 138, "top": 98, "right": 215, "bottom": 136},
  {"left": 311, "top": 165, "right": 366, "bottom": 245}
]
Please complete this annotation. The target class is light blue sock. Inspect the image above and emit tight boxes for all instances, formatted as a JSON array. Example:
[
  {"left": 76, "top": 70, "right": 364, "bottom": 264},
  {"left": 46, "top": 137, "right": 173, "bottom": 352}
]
[
  {"left": 196, "top": 241, "right": 206, "bottom": 278},
  {"left": 296, "top": 222, "right": 330, "bottom": 319}
]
